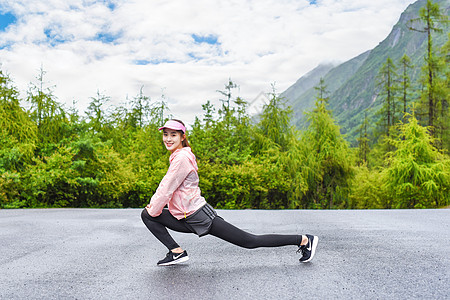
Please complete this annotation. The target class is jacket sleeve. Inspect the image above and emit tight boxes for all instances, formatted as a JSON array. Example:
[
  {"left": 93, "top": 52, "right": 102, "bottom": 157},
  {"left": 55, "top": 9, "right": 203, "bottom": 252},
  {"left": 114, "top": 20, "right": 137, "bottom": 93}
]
[{"left": 147, "top": 153, "right": 192, "bottom": 217}]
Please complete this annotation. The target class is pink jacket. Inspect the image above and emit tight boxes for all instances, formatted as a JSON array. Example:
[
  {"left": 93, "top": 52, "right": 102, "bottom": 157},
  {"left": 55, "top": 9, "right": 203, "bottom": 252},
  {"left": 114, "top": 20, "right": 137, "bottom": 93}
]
[{"left": 147, "top": 147, "right": 206, "bottom": 220}]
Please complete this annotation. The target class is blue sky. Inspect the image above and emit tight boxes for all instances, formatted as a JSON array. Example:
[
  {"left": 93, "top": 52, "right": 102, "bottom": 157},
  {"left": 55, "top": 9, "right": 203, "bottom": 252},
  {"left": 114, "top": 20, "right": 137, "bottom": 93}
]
[
  {"left": 0, "top": 0, "right": 417, "bottom": 124},
  {"left": 192, "top": 34, "right": 219, "bottom": 45},
  {"left": 0, "top": 12, "right": 16, "bottom": 33}
]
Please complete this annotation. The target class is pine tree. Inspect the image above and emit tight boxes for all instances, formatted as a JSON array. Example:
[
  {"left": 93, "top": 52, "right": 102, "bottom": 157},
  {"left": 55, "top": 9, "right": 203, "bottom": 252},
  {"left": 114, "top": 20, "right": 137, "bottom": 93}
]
[
  {"left": 150, "top": 90, "right": 171, "bottom": 127},
  {"left": 409, "top": 0, "right": 449, "bottom": 137},
  {"left": 217, "top": 78, "right": 238, "bottom": 113},
  {"left": 314, "top": 77, "right": 329, "bottom": 106},
  {"left": 383, "top": 110, "right": 449, "bottom": 208},
  {"left": 376, "top": 57, "right": 399, "bottom": 138},
  {"left": 255, "top": 84, "right": 293, "bottom": 152},
  {"left": 129, "top": 86, "right": 152, "bottom": 128},
  {"left": 27, "top": 66, "right": 67, "bottom": 150},
  {"left": 0, "top": 69, "right": 37, "bottom": 171},
  {"left": 438, "top": 33, "right": 450, "bottom": 150},
  {"left": 357, "top": 110, "right": 370, "bottom": 165},
  {"left": 292, "top": 79, "right": 353, "bottom": 208},
  {"left": 398, "top": 54, "right": 413, "bottom": 119},
  {"left": 86, "top": 90, "right": 110, "bottom": 134}
]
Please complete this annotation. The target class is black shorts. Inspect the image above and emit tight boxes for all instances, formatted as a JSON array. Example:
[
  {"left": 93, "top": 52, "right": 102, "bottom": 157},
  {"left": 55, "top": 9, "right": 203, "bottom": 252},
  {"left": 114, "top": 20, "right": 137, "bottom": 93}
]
[{"left": 185, "top": 203, "right": 218, "bottom": 237}]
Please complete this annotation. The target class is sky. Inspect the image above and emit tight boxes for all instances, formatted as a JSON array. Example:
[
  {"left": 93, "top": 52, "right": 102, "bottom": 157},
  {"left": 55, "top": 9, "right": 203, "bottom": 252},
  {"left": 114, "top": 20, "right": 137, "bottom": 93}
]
[{"left": 0, "top": 0, "right": 418, "bottom": 125}]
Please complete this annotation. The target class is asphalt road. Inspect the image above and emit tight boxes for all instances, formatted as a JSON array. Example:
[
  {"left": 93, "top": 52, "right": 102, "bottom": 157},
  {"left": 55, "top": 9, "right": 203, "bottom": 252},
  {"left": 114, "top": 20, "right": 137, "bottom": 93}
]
[{"left": 0, "top": 209, "right": 449, "bottom": 300}]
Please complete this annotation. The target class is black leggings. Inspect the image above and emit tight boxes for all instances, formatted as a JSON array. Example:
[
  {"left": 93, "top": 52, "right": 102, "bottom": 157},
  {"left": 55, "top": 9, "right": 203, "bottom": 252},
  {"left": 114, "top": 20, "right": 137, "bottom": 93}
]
[{"left": 141, "top": 208, "right": 301, "bottom": 251}]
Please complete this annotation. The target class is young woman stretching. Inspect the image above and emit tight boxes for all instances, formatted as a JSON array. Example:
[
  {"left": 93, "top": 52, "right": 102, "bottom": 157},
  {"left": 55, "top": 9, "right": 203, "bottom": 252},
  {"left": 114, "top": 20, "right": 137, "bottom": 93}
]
[{"left": 141, "top": 119, "right": 318, "bottom": 266}]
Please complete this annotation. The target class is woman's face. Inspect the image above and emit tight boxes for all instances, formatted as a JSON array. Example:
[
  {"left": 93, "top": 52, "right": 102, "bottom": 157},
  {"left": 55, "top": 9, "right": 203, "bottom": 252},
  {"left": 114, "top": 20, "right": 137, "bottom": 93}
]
[{"left": 163, "top": 129, "right": 184, "bottom": 153}]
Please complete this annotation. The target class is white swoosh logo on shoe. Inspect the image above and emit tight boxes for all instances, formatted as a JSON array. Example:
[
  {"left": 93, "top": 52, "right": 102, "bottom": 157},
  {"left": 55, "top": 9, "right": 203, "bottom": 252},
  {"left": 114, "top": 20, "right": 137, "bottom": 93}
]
[
  {"left": 307, "top": 242, "right": 312, "bottom": 251},
  {"left": 173, "top": 253, "right": 183, "bottom": 259}
]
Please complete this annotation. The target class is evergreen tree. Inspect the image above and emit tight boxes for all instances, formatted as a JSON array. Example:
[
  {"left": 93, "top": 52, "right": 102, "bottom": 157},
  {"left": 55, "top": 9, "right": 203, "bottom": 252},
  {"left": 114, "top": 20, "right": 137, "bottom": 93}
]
[
  {"left": 130, "top": 87, "right": 152, "bottom": 128},
  {"left": 398, "top": 54, "right": 414, "bottom": 119},
  {"left": 229, "top": 96, "right": 252, "bottom": 156},
  {"left": 372, "top": 57, "right": 400, "bottom": 163},
  {"left": 27, "top": 67, "right": 67, "bottom": 152},
  {"left": 192, "top": 79, "right": 253, "bottom": 165},
  {"left": 348, "top": 165, "right": 384, "bottom": 209},
  {"left": 150, "top": 90, "right": 171, "bottom": 126},
  {"left": 376, "top": 57, "right": 399, "bottom": 138},
  {"left": 202, "top": 100, "right": 215, "bottom": 129},
  {"left": 409, "top": 0, "right": 449, "bottom": 136},
  {"left": 314, "top": 77, "right": 329, "bottom": 106},
  {"left": 217, "top": 78, "right": 239, "bottom": 114},
  {"left": 0, "top": 69, "right": 36, "bottom": 171},
  {"left": 292, "top": 80, "right": 353, "bottom": 209},
  {"left": 438, "top": 33, "right": 450, "bottom": 150},
  {"left": 86, "top": 90, "right": 110, "bottom": 134},
  {"left": 356, "top": 110, "right": 370, "bottom": 165},
  {"left": 254, "top": 84, "right": 293, "bottom": 152},
  {"left": 383, "top": 110, "right": 449, "bottom": 208},
  {"left": 190, "top": 100, "right": 216, "bottom": 161}
]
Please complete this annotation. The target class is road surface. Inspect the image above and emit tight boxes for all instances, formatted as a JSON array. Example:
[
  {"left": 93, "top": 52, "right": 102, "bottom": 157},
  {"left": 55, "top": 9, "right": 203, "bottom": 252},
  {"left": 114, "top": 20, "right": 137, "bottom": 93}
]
[{"left": 1, "top": 209, "right": 449, "bottom": 299}]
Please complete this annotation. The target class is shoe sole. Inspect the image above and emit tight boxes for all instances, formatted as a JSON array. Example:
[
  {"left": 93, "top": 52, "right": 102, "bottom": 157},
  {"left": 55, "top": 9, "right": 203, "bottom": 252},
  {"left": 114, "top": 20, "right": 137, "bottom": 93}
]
[
  {"left": 301, "top": 235, "right": 318, "bottom": 263},
  {"left": 157, "top": 256, "right": 189, "bottom": 266}
]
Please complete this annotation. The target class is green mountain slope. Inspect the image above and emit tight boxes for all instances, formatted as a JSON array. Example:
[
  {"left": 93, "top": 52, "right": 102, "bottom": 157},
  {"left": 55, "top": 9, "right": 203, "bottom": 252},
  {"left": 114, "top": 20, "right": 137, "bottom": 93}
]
[
  {"left": 282, "top": 63, "right": 336, "bottom": 108},
  {"left": 282, "top": 51, "right": 370, "bottom": 129},
  {"left": 282, "top": 0, "right": 450, "bottom": 143}
]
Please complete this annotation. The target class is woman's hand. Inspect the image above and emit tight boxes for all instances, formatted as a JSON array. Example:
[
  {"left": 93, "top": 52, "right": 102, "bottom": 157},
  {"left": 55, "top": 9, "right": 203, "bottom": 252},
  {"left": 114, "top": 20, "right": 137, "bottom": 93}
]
[{"left": 145, "top": 204, "right": 152, "bottom": 214}]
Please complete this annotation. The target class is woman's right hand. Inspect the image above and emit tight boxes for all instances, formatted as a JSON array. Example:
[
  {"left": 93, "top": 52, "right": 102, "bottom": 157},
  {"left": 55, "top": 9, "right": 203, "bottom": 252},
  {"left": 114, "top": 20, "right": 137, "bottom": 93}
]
[{"left": 145, "top": 204, "right": 152, "bottom": 214}]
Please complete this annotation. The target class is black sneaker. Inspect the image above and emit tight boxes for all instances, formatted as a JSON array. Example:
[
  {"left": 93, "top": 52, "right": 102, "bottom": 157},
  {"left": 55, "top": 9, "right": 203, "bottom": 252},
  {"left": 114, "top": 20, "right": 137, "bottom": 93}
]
[
  {"left": 157, "top": 250, "right": 189, "bottom": 266},
  {"left": 298, "top": 234, "right": 318, "bottom": 263}
]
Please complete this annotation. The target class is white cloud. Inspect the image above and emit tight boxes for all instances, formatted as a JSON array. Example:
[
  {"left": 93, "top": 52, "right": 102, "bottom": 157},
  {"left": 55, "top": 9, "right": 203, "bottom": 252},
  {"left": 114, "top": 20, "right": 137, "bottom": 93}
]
[{"left": 0, "top": 0, "right": 417, "bottom": 125}]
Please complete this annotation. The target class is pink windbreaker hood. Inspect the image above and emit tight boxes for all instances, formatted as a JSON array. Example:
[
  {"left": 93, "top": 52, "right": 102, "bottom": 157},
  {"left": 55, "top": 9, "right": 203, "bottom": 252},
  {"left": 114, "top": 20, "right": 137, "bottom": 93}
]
[{"left": 147, "top": 147, "right": 206, "bottom": 219}]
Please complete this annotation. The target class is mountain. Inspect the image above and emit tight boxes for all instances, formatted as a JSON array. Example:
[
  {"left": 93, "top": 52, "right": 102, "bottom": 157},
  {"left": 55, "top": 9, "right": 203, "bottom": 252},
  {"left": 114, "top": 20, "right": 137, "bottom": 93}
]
[
  {"left": 282, "top": 0, "right": 450, "bottom": 144},
  {"left": 282, "top": 63, "right": 336, "bottom": 106},
  {"left": 283, "top": 51, "right": 370, "bottom": 128}
]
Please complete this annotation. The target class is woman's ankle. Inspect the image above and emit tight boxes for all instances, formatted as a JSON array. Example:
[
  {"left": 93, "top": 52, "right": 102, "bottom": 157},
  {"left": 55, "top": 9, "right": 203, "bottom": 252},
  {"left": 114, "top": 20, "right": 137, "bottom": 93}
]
[
  {"left": 300, "top": 235, "right": 308, "bottom": 246},
  {"left": 171, "top": 247, "right": 183, "bottom": 253}
]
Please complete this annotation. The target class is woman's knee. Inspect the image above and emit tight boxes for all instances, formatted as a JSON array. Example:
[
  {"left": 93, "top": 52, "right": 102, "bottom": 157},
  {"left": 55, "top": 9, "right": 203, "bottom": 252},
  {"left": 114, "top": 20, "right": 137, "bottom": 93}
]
[
  {"left": 141, "top": 208, "right": 153, "bottom": 222},
  {"left": 141, "top": 208, "right": 160, "bottom": 231},
  {"left": 239, "top": 235, "right": 259, "bottom": 249}
]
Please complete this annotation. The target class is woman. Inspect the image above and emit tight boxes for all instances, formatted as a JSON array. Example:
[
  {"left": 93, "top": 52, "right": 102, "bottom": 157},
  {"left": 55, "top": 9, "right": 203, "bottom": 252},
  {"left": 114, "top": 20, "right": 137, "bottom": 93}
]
[{"left": 141, "top": 119, "right": 318, "bottom": 266}]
